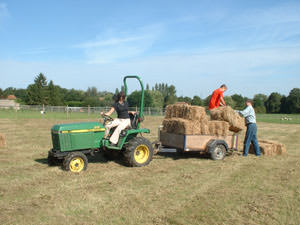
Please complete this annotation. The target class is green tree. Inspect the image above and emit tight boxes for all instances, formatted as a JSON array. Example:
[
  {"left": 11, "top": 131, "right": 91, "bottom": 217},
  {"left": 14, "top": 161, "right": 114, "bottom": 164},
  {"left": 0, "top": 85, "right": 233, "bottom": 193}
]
[
  {"left": 231, "top": 94, "right": 245, "bottom": 110},
  {"left": 280, "top": 96, "right": 289, "bottom": 113},
  {"left": 127, "top": 90, "right": 153, "bottom": 107},
  {"left": 0, "top": 88, "right": 3, "bottom": 98},
  {"left": 149, "top": 91, "right": 164, "bottom": 108},
  {"left": 265, "top": 92, "right": 282, "bottom": 113},
  {"left": 191, "top": 96, "right": 203, "bottom": 106},
  {"left": 26, "top": 73, "right": 49, "bottom": 105},
  {"left": 3, "top": 87, "right": 16, "bottom": 97},
  {"left": 223, "top": 96, "right": 235, "bottom": 108},
  {"left": 286, "top": 88, "right": 300, "bottom": 113},
  {"left": 164, "top": 85, "right": 177, "bottom": 106},
  {"left": 14, "top": 89, "right": 27, "bottom": 103},
  {"left": 253, "top": 94, "right": 267, "bottom": 113},
  {"left": 204, "top": 95, "right": 211, "bottom": 107},
  {"left": 48, "top": 80, "right": 63, "bottom": 106},
  {"left": 86, "top": 87, "right": 98, "bottom": 97}
]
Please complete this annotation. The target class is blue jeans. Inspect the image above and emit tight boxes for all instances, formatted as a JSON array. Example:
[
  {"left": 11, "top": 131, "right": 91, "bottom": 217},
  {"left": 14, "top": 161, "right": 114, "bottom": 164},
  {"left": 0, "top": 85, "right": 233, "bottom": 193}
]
[{"left": 243, "top": 123, "right": 261, "bottom": 156}]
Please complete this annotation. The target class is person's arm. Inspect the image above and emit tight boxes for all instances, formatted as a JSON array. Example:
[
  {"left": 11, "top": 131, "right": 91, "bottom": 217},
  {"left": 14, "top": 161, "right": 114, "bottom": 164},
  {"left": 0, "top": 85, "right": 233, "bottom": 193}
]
[
  {"left": 101, "top": 107, "right": 115, "bottom": 116},
  {"left": 220, "top": 96, "right": 226, "bottom": 106},
  {"left": 237, "top": 106, "right": 251, "bottom": 118},
  {"left": 129, "top": 111, "right": 137, "bottom": 115}
]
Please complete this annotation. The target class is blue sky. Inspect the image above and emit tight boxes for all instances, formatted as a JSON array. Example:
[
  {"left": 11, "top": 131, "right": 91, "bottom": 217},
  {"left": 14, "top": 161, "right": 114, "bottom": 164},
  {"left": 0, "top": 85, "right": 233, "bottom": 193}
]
[{"left": 0, "top": 0, "right": 300, "bottom": 98}]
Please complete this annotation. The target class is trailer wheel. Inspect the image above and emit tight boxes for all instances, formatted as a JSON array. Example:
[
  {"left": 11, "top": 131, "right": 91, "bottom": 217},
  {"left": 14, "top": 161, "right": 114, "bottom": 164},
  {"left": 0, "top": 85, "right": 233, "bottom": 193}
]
[
  {"left": 63, "top": 152, "right": 88, "bottom": 173},
  {"left": 208, "top": 140, "right": 228, "bottom": 160},
  {"left": 123, "top": 137, "right": 153, "bottom": 167},
  {"left": 210, "top": 144, "right": 226, "bottom": 160}
]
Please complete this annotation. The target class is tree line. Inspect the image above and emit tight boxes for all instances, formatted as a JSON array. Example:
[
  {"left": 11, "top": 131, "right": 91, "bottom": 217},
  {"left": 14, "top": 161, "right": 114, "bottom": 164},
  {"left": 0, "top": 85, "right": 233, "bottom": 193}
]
[{"left": 1, "top": 73, "right": 300, "bottom": 113}]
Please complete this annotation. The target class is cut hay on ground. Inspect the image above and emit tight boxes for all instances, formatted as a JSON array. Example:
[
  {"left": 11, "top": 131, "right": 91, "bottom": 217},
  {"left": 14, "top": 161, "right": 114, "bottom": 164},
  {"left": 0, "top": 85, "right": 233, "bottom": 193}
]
[
  {"left": 0, "top": 133, "right": 6, "bottom": 148},
  {"left": 250, "top": 139, "right": 287, "bottom": 156},
  {"left": 210, "top": 106, "right": 245, "bottom": 132},
  {"left": 237, "top": 138, "right": 287, "bottom": 156}
]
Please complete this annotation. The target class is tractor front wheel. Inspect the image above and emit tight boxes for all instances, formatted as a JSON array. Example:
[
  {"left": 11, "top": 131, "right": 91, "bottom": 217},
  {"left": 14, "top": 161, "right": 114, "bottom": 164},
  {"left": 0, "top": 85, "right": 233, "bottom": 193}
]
[
  {"left": 123, "top": 137, "right": 153, "bottom": 167},
  {"left": 63, "top": 152, "right": 88, "bottom": 173}
]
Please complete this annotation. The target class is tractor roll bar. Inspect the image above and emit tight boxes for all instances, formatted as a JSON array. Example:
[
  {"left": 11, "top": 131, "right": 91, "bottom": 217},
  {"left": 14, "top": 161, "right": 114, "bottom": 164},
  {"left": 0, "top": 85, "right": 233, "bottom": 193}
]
[{"left": 123, "top": 75, "right": 145, "bottom": 120}]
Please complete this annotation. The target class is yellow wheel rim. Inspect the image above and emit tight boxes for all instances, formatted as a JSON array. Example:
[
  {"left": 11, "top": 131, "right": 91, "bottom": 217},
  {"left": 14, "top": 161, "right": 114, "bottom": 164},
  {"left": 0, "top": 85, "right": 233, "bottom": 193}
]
[
  {"left": 69, "top": 157, "right": 85, "bottom": 173},
  {"left": 134, "top": 145, "right": 150, "bottom": 164}
]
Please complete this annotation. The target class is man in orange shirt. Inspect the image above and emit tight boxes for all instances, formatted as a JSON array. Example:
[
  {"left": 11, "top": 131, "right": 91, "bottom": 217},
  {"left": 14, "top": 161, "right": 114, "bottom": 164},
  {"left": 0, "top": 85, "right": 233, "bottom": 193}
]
[{"left": 209, "top": 84, "right": 227, "bottom": 110}]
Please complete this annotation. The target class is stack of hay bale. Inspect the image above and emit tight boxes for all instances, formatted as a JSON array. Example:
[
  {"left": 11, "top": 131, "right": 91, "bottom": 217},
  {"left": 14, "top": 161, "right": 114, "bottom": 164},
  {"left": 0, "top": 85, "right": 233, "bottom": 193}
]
[
  {"left": 162, "top": 103, "right": 287, "bottom": 156},
  {"left": 0, "top": 133, "right": 6, "bottom": 148},
  {"left": 163, "top": 103, "right": 230, "bottom": 136}
]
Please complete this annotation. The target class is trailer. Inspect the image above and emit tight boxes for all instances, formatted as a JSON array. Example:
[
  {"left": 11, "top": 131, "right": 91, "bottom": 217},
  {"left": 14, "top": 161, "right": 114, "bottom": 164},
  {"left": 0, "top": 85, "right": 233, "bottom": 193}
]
[{"left": 154, "top": 126, "right": 239, "bottom": 160}]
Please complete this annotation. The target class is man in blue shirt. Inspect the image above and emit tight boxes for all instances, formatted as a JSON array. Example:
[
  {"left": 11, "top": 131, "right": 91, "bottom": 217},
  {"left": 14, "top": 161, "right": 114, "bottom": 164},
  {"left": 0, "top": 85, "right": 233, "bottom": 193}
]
[{"left": 236, "top": 100, "right": 261, "bottom": 157}]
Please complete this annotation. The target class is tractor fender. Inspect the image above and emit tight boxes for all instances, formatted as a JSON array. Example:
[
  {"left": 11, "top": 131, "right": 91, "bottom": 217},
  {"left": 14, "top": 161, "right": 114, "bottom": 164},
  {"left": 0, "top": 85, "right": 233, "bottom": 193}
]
[{"left": 206, "top": 139, "right": 228, "bottom": 154}]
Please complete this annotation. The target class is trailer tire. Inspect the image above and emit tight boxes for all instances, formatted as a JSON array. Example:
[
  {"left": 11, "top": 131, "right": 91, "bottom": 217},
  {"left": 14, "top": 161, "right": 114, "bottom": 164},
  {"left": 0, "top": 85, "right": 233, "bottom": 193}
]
[
  {"left": 63, "top": 152, "right": 88, "bottom": 173},
  {"left": 207, "top": 140, "right": 227, "bottom": 160},
  {"left": 123, "top": 137, "right": 153, "bottom": 167}
]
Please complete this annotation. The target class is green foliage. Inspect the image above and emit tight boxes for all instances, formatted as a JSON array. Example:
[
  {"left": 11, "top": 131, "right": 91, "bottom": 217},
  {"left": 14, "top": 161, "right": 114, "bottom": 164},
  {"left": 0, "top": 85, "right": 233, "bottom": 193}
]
[
  {"left": 253, "top": 94, "right": 267, "bottom": 113},
  {"left": 265, "top": 92, "right": 282, "bottom": 113},
  {"left": 177, "top": 96, "right": 192, "bottom": 104},
  {"left": 150, "top": 91, "right": 164, "bottom": 108},
  {"left": 127, "top": 90, "right": 153, "bottom": 107},
  {"left": 26, "top": 73, "right": 49, "bottom": 105},
  {"left": 231, "top": 94, "right": 245, "bottom": 110},
  {"left": 191, "top": 96, "right": 203, "bottom": 106},
  {"left": 286, "top": 88, "right": 300, "bottom": 113},
  {"left": 48, "top": 80, "right": 64, "bottom": 106},
  {"left": 0, "top": 88, "right": 3, "bottom": 98},
  {"left": 224, "top": 96, "right": 235, "bottom": 108}
]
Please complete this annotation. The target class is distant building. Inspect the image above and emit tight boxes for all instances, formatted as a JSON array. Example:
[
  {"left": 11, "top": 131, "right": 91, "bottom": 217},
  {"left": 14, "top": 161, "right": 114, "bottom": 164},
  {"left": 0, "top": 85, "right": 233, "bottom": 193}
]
[
  {"left": 0, "top": 99, "right": 20, "bottom": 109},
  {"left": 7, "top": 95, "right": 17, "bottom": 100}
]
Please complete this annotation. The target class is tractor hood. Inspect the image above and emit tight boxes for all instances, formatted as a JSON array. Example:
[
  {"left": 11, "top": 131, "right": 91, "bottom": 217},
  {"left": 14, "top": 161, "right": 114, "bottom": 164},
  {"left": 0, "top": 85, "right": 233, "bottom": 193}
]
[{"left": 51, "top": 122, "right": 105, "bottom": 134}]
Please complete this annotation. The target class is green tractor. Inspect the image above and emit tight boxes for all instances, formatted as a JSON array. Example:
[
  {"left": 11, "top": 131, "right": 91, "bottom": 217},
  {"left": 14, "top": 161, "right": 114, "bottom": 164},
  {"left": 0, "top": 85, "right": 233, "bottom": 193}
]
[{"left": 48, "top": 76, "right": 154, "bottom": 173}]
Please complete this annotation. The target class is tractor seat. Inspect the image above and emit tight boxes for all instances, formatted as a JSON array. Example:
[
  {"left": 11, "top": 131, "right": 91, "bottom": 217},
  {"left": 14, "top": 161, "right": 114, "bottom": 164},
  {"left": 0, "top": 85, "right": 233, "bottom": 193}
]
[{"left": 129, "top": 113, "right": 139, "bottom": 129}]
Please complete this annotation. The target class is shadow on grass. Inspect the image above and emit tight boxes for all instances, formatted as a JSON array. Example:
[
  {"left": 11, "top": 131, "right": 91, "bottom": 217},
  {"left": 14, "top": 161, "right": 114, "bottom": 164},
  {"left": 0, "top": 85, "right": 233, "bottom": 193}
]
[
  {"left": 155, "top": 150, "right": 211, "bottom": 161},
  {"left": 34, "top": 151, "right": 126, "bottom": 169}
]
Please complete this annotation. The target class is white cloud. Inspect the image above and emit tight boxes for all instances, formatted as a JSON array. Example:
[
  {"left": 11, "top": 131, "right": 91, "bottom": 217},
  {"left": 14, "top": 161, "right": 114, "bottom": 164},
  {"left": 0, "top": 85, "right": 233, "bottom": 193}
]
[{"left": 74, "top": 24, "right": 164, "bottom": 64}]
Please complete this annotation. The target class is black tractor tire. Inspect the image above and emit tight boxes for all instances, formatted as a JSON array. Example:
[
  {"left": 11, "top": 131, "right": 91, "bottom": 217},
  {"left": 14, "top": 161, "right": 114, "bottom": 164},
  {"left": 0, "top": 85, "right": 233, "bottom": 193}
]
[
  {"left": 208, "top": 141, "right": 227, "bottom": 160},
  {"left": 123, "top": 137, "right": 154, "bottom": 167},
  {"left": 63, "top": 152, "right": 88, "bottom": 173}
]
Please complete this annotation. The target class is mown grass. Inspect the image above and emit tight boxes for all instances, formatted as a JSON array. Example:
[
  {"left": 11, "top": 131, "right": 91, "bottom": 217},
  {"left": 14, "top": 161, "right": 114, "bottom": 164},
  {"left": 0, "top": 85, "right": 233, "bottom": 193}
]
[{"left": 0, "top": 116, "right": 300, "bottom": 224}]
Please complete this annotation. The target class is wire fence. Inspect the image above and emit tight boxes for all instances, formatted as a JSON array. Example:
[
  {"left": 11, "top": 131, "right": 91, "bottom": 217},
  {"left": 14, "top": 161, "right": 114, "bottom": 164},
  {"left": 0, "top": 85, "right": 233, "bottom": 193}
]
[{"left": 0, "top": 104, "right": 166, "bottom": 119}]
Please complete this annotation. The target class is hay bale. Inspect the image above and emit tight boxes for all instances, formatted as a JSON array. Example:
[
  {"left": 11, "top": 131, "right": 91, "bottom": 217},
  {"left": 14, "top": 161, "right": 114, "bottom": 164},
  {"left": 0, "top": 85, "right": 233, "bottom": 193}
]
[
  {"left": 165, "top": 103, "right": 189, "bottom": 119},
  {"left": 162, "top": 118, "right": 201, "bottom": 135},
  {"left": 183, "top": 105, "right": 208, "bottom": 123},
  {"left": 0, "top": 133, "right": 6, "bottom": 148},
  {"left": 250, "top": 139, "right": 287, "bottom": 156},
  {"left": 165, "top": 103, "right": 208, "bottom": 123},
  {"left": 208, "top": 121, "right": 229, "bottom": 136},
  {"left": 210, "top": 106, "right": 245, "bottom": 132}
]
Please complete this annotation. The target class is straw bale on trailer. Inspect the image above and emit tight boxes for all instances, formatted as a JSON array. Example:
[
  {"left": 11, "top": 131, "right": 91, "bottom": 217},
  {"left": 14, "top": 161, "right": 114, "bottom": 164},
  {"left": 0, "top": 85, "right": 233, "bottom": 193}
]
[
  {"left": 0, "top": 133, "right": 6, "bottom": 148},
  {"left": 165, "top": 103, "right": 208, "bottom": 123},
  {"left": 210, "top": 106, "right": 245, "bottom": 132},
  {"left": 162, "top": 118, "right": 200, "bottom": 135},
  {"left": 207, "top": 121, "right": 229, "bottom": 136}
]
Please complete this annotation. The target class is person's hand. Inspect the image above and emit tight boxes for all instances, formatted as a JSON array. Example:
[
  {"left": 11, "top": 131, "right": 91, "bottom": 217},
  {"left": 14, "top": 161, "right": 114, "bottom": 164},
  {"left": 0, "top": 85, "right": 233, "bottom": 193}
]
[{"left": 100, "top": 112, "right": 105, "bottom": 116}]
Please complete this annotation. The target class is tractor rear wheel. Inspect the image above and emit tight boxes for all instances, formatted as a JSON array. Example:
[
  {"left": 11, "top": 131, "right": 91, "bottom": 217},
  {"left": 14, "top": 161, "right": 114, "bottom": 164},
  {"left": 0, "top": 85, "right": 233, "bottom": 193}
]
[
  {"left": 63, "top": 152, "right": 88, "bottom": 173},
  {"left": 123, "top": 137, "right": 153, "bottom": 167}
]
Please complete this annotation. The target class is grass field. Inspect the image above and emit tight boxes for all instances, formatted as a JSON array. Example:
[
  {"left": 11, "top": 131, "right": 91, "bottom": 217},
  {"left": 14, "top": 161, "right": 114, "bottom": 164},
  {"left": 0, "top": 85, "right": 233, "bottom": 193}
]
[{"left": 0, "top": 115, "right": 300, "bottom": 224}]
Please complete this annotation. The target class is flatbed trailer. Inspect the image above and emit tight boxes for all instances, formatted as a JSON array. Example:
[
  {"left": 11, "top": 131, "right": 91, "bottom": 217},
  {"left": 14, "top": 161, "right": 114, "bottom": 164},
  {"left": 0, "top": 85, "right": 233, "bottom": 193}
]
[{"left": 155, "top": 126, "right": 239, "bottom": 160}]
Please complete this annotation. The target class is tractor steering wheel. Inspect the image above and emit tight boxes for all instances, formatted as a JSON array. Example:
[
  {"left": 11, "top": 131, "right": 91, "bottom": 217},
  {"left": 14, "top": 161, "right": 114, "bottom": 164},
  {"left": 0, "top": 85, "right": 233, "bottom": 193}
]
[{"left": 101, "top": 114, "right": 114, "bottom": 124}]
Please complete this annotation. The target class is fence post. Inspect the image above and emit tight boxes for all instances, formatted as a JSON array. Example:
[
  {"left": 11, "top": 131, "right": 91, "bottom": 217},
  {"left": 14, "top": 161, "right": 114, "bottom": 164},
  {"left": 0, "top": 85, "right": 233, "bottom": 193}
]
[
  {"left": 88, "top": 105, "right": 90, "bottom": 117},
  {"left": 66, "top": 105, "right": 69, "bottom": 119}
]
